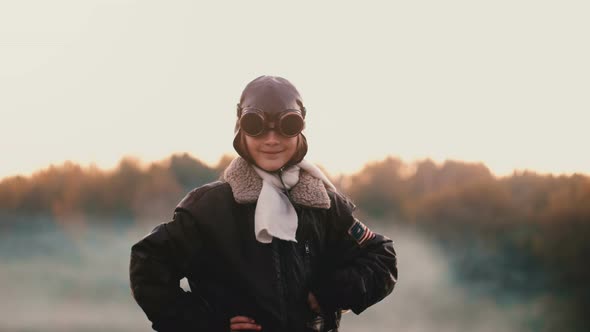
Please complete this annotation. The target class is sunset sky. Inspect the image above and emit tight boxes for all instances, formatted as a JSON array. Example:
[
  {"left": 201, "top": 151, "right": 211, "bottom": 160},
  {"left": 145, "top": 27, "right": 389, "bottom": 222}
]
[{"left": 1, "top": 1, "right": 588, "bottom": 179}]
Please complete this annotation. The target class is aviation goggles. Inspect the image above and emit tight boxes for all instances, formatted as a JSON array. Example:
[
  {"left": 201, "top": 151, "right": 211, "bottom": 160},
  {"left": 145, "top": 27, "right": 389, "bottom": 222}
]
[{"left": 239, "top": 108, "right": 305, "bottom": 138}]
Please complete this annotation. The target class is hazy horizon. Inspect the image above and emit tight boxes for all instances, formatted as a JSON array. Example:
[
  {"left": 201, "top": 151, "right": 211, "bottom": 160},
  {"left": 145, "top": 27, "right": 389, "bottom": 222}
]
[{"left": 2, "top": 151, "right": 589, "bottom": 183}]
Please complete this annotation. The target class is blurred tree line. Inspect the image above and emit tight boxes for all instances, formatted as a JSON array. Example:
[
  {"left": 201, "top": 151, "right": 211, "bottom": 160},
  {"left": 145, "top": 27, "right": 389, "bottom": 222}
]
[
  {"left": 0, "top": 153, "right": 230, "bottom": 223},
  {"left": 0, "top": 154, "right": 588, "bottom": 330}
]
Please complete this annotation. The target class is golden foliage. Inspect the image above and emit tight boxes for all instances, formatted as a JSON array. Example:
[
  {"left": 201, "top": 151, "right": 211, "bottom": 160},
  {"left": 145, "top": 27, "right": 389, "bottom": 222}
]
[{"left": 0, "top": 154, "right": 218, "bottom": 223}]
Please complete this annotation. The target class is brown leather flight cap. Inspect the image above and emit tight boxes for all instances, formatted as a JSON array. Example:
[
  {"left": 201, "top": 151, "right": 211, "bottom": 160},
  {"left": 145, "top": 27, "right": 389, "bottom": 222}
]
[{"left": 238, "top": 76, "right": 306, "bottom": 116}]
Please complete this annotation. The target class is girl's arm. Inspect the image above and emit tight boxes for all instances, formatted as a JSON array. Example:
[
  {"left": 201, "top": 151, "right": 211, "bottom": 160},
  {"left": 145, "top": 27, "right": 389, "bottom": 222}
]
[
  {"left": 310, "top": 193, "right": 398, "bottom": 315},
  {"left": 129, "top": 210, "right": 225, "bottom": 331}
]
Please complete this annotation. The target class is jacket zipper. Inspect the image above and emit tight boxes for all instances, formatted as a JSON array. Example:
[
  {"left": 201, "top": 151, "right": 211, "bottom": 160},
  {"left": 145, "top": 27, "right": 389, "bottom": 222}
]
[
  {"left": 272, "top": 239, "right": 288, "bottom": 330},
  {"left": 304, "top": 241, "right": 311, "bottom": 277}
]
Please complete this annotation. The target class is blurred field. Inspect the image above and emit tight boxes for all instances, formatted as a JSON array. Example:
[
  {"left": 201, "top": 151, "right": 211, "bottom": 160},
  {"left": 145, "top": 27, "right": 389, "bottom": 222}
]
[
  {"left": 0, "top": 218, "right": 559, "bottom": 332},
  {"left": 0, "top": 218, "right": 151, "bottom": 332}
]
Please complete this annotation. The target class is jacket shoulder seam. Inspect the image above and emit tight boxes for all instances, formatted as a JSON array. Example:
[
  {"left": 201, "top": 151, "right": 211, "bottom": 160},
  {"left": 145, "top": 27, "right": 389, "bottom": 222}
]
[
  {"left": 175, "top": 181, "right": 230, "bottom": 217},
  {"left": 328, "top": 190, "right": 357, "bottom": 212}
]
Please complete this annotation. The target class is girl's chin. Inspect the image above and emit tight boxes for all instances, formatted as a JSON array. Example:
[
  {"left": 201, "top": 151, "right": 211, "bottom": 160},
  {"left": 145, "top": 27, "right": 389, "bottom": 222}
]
[
  {"left": 258, "top": 164, "right": 282, "bottom": 172},
  {"left": 256, "top": 159, "right": 286, "bottom": 172}
]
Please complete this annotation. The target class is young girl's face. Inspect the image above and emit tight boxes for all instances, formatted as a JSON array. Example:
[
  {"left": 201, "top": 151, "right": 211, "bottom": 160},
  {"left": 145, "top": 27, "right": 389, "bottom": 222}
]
[{"left": 244, "top": 130, "right": 298, "bottom": 172}]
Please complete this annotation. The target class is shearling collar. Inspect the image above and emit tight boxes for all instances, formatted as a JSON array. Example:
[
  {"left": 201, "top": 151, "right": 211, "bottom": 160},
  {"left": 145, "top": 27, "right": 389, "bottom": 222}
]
[{"left": 222, "top": 157, "right": 331, "bottom": 209}]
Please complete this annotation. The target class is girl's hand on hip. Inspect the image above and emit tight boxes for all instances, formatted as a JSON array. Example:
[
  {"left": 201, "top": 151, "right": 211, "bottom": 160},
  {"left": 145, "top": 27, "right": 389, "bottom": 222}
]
[{"left": 230, "top": 316, "right": 262, "bottom": 331}]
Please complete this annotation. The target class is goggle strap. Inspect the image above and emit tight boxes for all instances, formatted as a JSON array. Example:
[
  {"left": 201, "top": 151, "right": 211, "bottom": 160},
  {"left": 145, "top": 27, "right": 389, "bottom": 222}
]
[{"left": 237, "top": 106, "right": 306, "bottom": 118}]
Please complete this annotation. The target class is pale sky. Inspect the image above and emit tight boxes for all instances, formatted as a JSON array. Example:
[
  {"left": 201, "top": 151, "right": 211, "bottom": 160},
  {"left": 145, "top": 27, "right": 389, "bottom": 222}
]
[{"left": 1, "top": 1, "right": 589, "bottom": 179}]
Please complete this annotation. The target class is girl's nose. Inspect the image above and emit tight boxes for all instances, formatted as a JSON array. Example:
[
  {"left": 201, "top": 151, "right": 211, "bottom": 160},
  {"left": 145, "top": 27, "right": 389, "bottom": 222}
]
[{"left": 262, "top": 129, "right": 281, "bottom": 144}]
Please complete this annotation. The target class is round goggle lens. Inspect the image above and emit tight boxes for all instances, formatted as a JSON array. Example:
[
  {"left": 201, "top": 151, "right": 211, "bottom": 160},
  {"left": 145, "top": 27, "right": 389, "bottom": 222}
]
[
  {"left": 279, "top": 113, "right": 304, "bottom": 137},
  {"left": 240, "top": 112, "right": 265, "bottom": 136}
]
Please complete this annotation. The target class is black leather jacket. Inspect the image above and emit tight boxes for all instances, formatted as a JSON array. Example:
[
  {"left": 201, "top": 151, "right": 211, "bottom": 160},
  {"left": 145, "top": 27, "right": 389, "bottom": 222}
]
[{"left": 130, "top": 160, "right": 397, "bottom": 332}]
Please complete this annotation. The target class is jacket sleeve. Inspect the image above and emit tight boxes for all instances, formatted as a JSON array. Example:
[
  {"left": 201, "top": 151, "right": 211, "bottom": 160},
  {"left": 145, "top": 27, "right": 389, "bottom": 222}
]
[
  {"left": 129, "top": 209, "right": 225, "bottom": 331},
  {"left": 310, "top": 193, "right": 398, "bottom": 315}
]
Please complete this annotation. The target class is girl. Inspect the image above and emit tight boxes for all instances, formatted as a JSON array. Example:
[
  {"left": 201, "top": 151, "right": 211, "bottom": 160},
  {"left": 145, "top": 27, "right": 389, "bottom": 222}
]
[{"left": 130, "top": 76, "right": 397, "bottom": 332}]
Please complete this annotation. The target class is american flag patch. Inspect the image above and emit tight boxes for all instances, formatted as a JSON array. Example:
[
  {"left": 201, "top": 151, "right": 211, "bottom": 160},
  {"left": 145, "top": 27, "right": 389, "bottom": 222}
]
[{"left": 347, "top": 218, "right": 375, "bottom": 246}]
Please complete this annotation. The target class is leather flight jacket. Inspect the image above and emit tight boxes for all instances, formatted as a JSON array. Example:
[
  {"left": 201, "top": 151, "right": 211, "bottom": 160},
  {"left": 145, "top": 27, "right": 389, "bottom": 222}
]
[{"left": 130, "top": 158, "right": 397, "bottom": 332}]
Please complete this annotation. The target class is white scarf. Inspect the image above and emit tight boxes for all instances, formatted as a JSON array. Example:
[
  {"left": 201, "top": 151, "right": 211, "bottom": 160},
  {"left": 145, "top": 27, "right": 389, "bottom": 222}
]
[{"left": 252, "top": 159, "right": 337, "bottom": 244}]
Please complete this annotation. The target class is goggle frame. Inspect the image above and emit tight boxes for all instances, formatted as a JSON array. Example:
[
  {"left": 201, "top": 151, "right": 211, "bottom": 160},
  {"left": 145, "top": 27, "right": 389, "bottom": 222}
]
[{"left": 238, "top": 107, "right": 305, "bottom": 138}]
